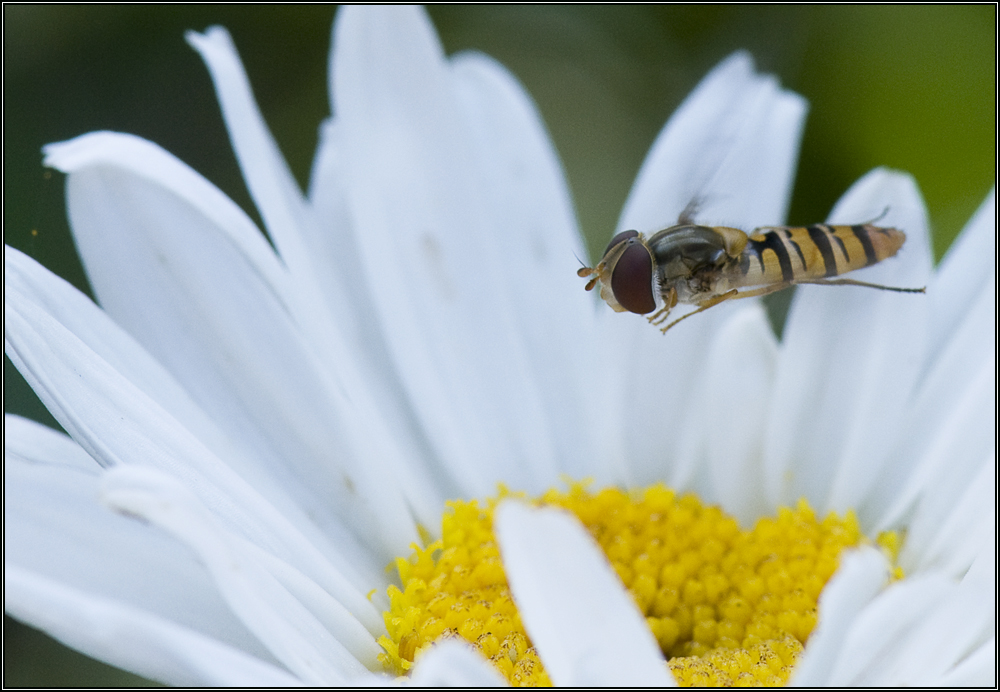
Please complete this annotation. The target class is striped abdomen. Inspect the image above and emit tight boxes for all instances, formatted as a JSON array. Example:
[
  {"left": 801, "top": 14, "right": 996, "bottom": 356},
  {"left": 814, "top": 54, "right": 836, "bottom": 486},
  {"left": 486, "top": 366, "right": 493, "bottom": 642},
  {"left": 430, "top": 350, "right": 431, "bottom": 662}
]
[{"left": 732, "top": 224, "right": 906, "bottom": 288}]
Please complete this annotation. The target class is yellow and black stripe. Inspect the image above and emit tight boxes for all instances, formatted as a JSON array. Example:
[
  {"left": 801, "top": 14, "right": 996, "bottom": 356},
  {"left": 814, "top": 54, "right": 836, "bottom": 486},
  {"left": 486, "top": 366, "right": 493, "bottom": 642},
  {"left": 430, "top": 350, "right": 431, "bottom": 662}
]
[{"left": 736, "top": 224, "right": 906, "bottom": 288}]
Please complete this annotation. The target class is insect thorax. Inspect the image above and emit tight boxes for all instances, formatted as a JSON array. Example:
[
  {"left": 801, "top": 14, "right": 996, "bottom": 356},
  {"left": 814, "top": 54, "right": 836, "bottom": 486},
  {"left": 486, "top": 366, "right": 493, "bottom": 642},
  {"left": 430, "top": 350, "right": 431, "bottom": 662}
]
[{"left": 647, "top": 224, "right": 737, "bottom": 302}]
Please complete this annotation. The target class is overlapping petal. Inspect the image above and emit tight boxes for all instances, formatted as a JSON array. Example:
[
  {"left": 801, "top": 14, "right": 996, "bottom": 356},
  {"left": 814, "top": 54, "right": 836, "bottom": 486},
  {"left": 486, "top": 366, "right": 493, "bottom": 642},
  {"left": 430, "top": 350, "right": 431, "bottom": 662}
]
[
  {"left": 4, "top": 415, "right": 293, "bottom": 685},
  {"left": 6, "top": 247, "right": 387, "bottom": 612},
  {"left": 331, "top": 6, "right": 567, "bottom": 496},
  {"left": 495, "top": 503, "right": 674, "bottom": 686},
  {"left": 765, "top": 169, "right": 933, "bottom": 514},
  {"left": 41, "top": 132, "right": 420, "bottom": 562},
  {"left": 101, "top": 466, "right": 376, "bottom": 682},
  {"left": 602, "top": 51, "right": 807, "bottom": 489}
]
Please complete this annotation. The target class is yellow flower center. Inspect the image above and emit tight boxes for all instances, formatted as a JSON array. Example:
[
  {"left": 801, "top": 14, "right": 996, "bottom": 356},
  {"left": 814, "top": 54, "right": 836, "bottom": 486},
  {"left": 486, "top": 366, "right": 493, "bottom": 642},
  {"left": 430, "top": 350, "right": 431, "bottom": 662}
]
[{"left": 378, "top": 482, "right": 901, "bottom": 686}]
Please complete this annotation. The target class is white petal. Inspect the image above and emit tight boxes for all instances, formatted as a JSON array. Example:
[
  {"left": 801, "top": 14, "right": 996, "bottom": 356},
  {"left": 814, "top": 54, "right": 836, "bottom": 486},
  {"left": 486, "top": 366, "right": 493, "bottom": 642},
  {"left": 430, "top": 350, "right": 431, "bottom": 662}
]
[
  {"left": 409, "top": 640, "right": 507, "bottom": 686},
  {"left": 42, "top": 134, "right": 291, "bottom": 303},
  {"left": 5, "top": 566, "right": 303, "bottom": 687},
  {"left": 825, "top": 544, "right": 996, "bottom": 685},
  {"left": 333, "top": 5, "right": 561, "bottom": 494},
  {"left": 306, "top": 117, "right": 450, "bottom": 528},
  {"left": 43, "top": 131, "right": 420, "bottom": 559},
  {"left": 927, "top": 187, "right": 996, "bottom": 365},
  {"left": 766, "top": 169, "right": 933, "bottom": 513},
  {"left": 4, "top": 413, "right": 98, "bottom": 472},
  {"left": 4, "top": 436, "right": 271, "bottom": 664},
  {"left": 495, "top": 502, "right": 674, "bottom": 686},
  {"left": 599, "top": 304, "right": 722, "bottom": 488},
  {"left": 5, "top": 246, "right": 365, "bottom": 574},
  {"left": 872, "top": 546, "right": 995, "bottom": 684},
  {"left": 4, "top": 281, "right": 384, "bottom": 633},
  {"left": 869, "top": 270, "right": 995, "bottom": 526},
  {"left": 5, "top": 245, "right": 245, "bottom": 472},
  {"left": 306, "top": 115, "right": 405, "bottom": 364},
  {"left": 186, "top": 26, "right": 440, "bottom": 528},
  {"left": 450, "top": 50, "right": 604, "bottom": 478},
  {"left": 606, "top": 51, "right": 807, "bottom": 487},
  {"left": 185, "top": 27, "right": 314, "bottom": 288},
  {"left": 929, "top": 637, "right": 996, "bottom": 687},
  {"left": 880, "top": 359, "right": 995, "bottom": 570},
  {"left": 679, "top": 304, "right": 777, "bottom": 525},
  {"left": 823, "top": 574, "right": 955, "bottom": 684},
  {"left": 619, "top": 51, "right": 807, "bottom": 234},
  {"left": 791, "top": 547, "right": 888, "bottom": 686},
  {"left": 904, "top": 455, "right": 995, "bottom": 577},
  {"left": 101, "top": 465, "right": 373, "bottom": 683}
]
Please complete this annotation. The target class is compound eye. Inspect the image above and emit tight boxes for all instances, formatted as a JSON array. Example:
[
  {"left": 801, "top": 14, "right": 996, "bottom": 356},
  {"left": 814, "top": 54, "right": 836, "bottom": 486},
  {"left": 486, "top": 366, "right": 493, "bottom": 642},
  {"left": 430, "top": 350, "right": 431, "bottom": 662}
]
[
  {"left": 611, "top": 242, "right": 656, "bottom": 314},
  {"left": 603, "top": 229, "right": 639, "bottom": 257}
]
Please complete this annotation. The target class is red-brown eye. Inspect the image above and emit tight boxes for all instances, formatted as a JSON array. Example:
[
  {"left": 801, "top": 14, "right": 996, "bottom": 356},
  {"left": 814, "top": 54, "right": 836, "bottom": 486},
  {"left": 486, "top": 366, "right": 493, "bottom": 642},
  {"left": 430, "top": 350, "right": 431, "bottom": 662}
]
[
  {"left": 603, "top": 230, "right": 639, "bottom": 257},
  {"left": 611, "top": 242, "right": 656, "bottom": 314}
]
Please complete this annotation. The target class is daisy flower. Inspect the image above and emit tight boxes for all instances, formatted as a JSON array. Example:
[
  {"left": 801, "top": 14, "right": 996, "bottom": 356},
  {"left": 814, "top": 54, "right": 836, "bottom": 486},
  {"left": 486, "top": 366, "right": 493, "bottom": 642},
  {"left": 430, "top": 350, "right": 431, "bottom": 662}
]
[{"left": 4, "top": 6, "right": 994, "bottom": 686}]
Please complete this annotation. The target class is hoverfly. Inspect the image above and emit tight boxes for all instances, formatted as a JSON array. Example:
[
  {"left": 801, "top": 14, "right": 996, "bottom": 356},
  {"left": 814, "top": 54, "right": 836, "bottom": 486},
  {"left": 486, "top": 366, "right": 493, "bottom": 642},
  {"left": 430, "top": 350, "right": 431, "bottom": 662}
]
[{"left": 578, "top": 209, "right": 925, "bottom": 333}]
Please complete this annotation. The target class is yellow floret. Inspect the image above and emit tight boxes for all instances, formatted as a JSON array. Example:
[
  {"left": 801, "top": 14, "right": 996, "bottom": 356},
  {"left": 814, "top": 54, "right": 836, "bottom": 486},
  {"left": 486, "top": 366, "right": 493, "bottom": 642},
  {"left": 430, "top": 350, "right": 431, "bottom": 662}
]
[{"left": 378, "top": 481, "right": 900, "bottom": 685}]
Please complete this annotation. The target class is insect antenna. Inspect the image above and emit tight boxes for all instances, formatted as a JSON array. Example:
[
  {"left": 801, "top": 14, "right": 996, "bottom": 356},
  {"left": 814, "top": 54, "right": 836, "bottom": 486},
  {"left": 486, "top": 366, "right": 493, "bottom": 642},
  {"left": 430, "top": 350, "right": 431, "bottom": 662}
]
[{"left": 574, "top": 252, "right": 600, "bottom": 290}]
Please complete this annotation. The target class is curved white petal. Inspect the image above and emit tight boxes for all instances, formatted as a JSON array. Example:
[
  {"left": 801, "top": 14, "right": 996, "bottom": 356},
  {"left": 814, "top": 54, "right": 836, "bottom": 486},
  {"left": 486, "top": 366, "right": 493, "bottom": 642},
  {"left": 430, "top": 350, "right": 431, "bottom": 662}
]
[
  {"left": 451, "top": 50, "right": 605, "bottom": 479},
  {"left": 791, "top": 547, "right": 888, "bottom": 686},
  {"left": 190, "top": 20, "right": 448, "bottom": 547},
  {"left": 4, "top": 424, "right": 272, "bottom": 663},
  {"left": 409, "top": 640, "right": 507, "bottom": 686},
  {"left": 766, "top": 169, "right": 933, "bottom": 514},
  {"left": 870, "top": 545, "right": 995, "bottom": 685},
  {"left": 822, "top": 573, "right": 951, "bottom": 684},
  {"left": 332, "top": 5, "right": 563, "bottom": 495},
  {"left": 816, "top": 543, "right": 996, "bottom": 686},
  {"left": 880, "top": 358, "right": 995, "bottom": 571},
  {"left": 930, "top": 637, "right": 996, "bottom": 687},
  {"left": 871, "top": 271, "right": 995, "bottom": 528},
  {"left": 5, "top": 413, "right": 98, "bottom": 472},
  {"left": 605, "top": 51, "right": 808, "bottom": 488},
  {"left": 5, "top": 566, "right": 302, "bottom": 687},
  {"left": 802, "top": 535, "right": 996, "bottom": 685},
  {"left": 5, "top": 245, "right": 248, "bottom": 472},
  {"left": 495, "top": 502, "right": 674, "bottom": 686},
  {"left": 681, "top": 304, "right": 777, "bottom": 526},
  {"left": 185, "top": 27, "right": 314, "bottom": 289},
  {"left": 306, "top": 114, "right": 407, "bottom": 372},
  {"left": 5, "top": 246, "right": 367, "bottom": 576},
  {"left": 904, "top": 455, "right": 995, "bottom": 577},
  {"left": 306, "top": 117, "right": 449, "bottom": 528},
  {"left": 42, "top": 132, "right": 419, "bottom": 559},
  {"left": 4, "top": 279, "right": 384, "bottom": 634},
  {"left": 101, "top": 465, "right": 373, "bottom": 682},
  {"left": 927, "top": 187, "right": 995, "bottom": 365},
  {"left": 620, "top": 51, "right": 807, "bottom": 235}
]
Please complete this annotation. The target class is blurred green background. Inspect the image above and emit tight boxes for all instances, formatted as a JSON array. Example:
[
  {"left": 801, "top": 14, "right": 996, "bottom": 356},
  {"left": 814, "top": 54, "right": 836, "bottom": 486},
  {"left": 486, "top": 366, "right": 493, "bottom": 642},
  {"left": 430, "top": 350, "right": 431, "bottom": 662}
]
[{"left": 3, "top": 6, "right": 994, "bottom": 686}]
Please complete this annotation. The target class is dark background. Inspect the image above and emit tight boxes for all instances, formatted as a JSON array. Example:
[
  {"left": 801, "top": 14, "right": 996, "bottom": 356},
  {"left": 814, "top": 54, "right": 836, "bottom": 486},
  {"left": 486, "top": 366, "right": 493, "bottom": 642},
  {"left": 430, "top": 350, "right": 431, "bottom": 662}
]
[{"left": 3, "top": 6, "right": 995, "bottom": 686}]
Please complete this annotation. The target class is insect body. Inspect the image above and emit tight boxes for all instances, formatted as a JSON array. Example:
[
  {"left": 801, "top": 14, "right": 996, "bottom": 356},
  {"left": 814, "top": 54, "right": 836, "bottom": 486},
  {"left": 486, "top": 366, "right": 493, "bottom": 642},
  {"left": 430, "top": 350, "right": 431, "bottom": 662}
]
[{"left": 578, "top": 221, "right": 925, "bottom": 333}]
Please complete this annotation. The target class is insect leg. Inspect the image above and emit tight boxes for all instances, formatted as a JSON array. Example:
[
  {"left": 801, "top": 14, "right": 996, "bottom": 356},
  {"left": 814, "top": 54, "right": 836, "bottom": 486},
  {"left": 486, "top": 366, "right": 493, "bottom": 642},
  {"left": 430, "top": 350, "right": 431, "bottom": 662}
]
[
  {"left": 647, "top": 286, "right": 679, "bottom": 326},
  {"left": 659, "top": 289, "right": 739, "bottom": 333},
  {"left": 658, "top": 283, "right": 792, "bottom": 333},
  {"left": 648, "top": 306, "right": 671, "bottom": 325},
  {"left": 860, "top": 206, "right": 891, "bottom": 225},
  {"left": 795, "top": 278, "right": 926, "bottom": 293}
]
